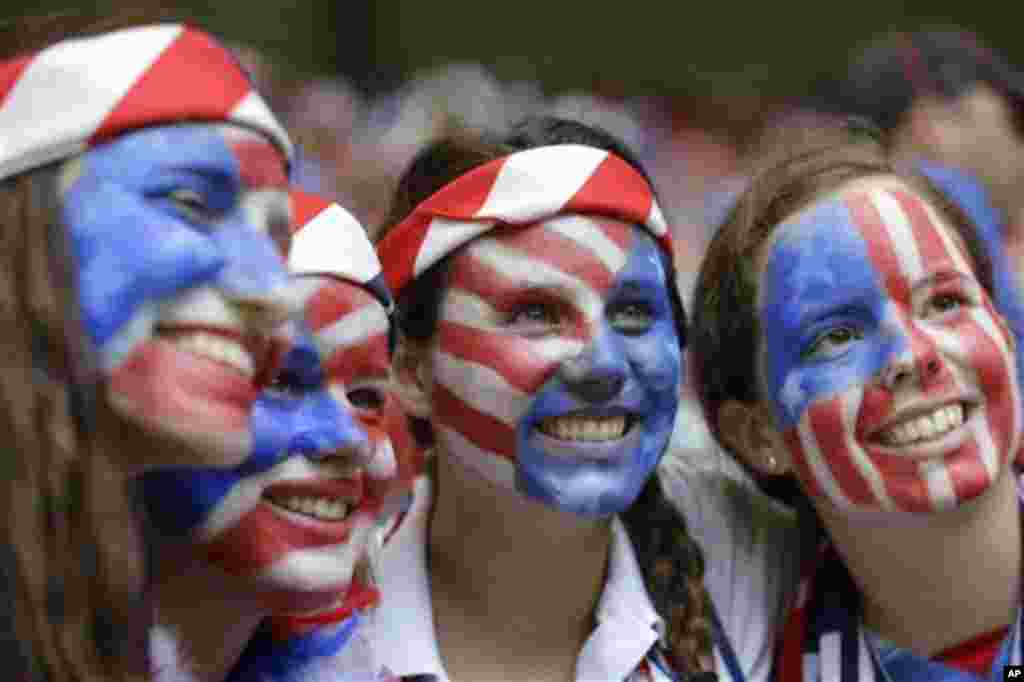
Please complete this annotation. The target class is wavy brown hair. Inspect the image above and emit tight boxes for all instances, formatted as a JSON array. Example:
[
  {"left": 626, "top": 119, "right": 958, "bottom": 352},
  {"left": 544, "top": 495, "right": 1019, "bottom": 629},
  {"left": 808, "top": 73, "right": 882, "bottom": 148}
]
[
  {"left": 377, "top": 117, "right": 715, "bottom": 675},
  {"left": 0, "top": 9, "right": 183, "bottom": 681},
  {"left": 690, "top": 121, "right": 995, "bottom": 503}
]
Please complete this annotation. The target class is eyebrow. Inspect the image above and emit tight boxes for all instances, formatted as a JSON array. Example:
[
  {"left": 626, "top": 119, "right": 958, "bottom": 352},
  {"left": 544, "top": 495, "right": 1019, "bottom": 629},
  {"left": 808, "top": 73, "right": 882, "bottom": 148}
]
[{"left": 912, "top": 269, "right": 976, "bottom": 291}]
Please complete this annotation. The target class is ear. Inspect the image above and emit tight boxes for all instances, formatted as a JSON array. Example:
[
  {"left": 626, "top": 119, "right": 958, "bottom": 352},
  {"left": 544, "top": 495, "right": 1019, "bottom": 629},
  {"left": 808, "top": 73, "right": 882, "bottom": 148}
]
[
  {"left": 391, "top": 338, "right": 433, "bottom": 419},
  {"left": 717, "top": 400, "right": 791, "bottom": 476}
]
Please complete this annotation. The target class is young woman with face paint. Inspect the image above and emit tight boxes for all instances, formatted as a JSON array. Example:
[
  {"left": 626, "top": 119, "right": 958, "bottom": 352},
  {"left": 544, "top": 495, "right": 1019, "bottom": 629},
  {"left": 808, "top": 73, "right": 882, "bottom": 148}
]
[
  {"left": 0, "top": 11, "right": 303, "bottom": 681},
  {"left": 141, "top": 193, "right": 420, "bottom": 682},
  {"left": 356, "top": 117, "right": 730, "bottom": 682},
  {"left": 691, "top": 123, "right": 1024, "bottom": 681}
]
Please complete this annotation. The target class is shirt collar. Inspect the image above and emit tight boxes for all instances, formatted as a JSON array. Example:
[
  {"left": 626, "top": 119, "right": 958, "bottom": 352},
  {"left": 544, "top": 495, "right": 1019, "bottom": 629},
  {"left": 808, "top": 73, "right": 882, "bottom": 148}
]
[{"left": 367, "top": 475, "right": 663, "bottom": 681}]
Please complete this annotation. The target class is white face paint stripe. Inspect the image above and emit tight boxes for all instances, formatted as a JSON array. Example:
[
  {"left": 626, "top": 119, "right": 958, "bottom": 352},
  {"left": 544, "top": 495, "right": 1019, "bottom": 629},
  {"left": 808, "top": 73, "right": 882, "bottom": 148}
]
[
  {"left": 467, "top": 240, "right": 605, "bottom": 322},
  {"left": 255, "top": 517, "right": 375, "bottom": 588},
  {"left": 916, "top": 195, "right": 973, "bottom": 274},
  {"left": 871, "top": 189, "right": 924, "bottom": 285},
  {"left": 968, "top": 417, "right": 1000, "bottom": 482},
  {"left": 435, "top": 424, "right": 516, "bottom": 489},
  {"left": 439, "top": 290, "right": 587, "bottom": 363},
  {"left": 314, "top": 303, "right": 389, "bottom": 356},
  {"left": 433, "top": 351, "right": 531, "bottom": 426},
  {"left": 798, "top": 415, "right": 853, "bottom": 511},
  {"left": 839, "top": 388, "right": 893, "bottom": 511},
  {"left": 970, "top": 308, "right": 1023, "bottom": 457},
  {"left": 919, "top": 457, "right": 957, "bottom": 510},
  {"left": 541, "top": 215, "right": 628, "bottom": 273}
]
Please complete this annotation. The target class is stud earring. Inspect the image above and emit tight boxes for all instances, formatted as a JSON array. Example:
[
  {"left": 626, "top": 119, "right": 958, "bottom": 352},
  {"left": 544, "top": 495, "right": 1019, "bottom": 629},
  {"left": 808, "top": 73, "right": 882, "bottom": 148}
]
[{"left": 765, "top": 453, "right": 777, "bottom": 473}]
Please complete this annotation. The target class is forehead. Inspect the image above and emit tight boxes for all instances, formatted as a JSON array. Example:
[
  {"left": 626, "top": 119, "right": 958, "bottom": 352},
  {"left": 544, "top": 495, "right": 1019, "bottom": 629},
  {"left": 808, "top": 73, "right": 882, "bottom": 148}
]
[
  {"left": 760, "top": 179, "right": 973, "bottom": 305},
  {"left": 450, "top": 216, "right": 661, "bottom": 293},
  {"left": 304, "top": 277, "right": 390, "bottom": 378},
  {"left": 75, "top": 122, "right": 287, "bottom": 187}
]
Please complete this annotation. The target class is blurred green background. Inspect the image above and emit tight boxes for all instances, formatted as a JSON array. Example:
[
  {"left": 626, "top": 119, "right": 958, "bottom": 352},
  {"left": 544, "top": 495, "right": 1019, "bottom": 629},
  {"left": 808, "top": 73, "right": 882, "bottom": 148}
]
[{"left": 1, "top": 0, "right": 1019, "bottom": 101}]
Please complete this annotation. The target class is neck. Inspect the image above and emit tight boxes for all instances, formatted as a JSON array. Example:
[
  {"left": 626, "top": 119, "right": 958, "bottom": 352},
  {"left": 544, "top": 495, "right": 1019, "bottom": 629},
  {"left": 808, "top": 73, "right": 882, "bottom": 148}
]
[
  {"left": 428, "top": 449, "right": 612, "bottom": 661},
  {"left": 819, "top": 472, "right": 1021, "bottom": 657},
  {"left": 152, "top": 544, "right": 266, "bottom": 682}
]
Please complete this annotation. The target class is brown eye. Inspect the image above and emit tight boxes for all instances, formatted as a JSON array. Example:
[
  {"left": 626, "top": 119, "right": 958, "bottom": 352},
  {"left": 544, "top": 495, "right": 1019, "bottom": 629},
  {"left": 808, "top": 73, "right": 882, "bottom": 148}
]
[
  {"left": 926, "top": 292, "right": 967, "bottom": 317},
  {"left": 805, "top": 326, "right": 862, "bottom": 359},
  {"left": 609, "top": 301, "right": 654, "bottom": 335},
  {"left": 348, "top": 386, "right": 384, "bottom": 411}
]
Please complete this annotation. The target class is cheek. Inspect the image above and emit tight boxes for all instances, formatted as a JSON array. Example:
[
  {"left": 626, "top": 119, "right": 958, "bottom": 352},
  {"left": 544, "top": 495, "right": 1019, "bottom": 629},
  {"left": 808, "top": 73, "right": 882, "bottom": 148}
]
[
  {"left": 629, "top": 332, "right": 682, "bottom": 398},
  {"left": 435, "top": 322, "right": 561, "bottom": 395}
]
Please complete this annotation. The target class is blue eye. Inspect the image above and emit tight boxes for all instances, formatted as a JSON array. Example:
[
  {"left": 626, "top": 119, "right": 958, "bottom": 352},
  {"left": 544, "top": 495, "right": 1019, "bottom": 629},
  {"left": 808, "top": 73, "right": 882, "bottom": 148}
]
[
  {"left": 805, "top": 325, "right": 862, "bottom": 359},
  {"left": 923, "top": 291, "right": 969, "bottom": 318}
]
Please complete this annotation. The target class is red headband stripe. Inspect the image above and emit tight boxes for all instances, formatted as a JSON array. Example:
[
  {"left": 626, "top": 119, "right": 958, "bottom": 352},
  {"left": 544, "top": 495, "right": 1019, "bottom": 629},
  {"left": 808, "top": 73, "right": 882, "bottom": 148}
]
[
  {"left": 0, "top": 24, "right": 292, "bottom": 181},
  {"left": 377, "top": 144, "right": 673, "bottom": 296}
]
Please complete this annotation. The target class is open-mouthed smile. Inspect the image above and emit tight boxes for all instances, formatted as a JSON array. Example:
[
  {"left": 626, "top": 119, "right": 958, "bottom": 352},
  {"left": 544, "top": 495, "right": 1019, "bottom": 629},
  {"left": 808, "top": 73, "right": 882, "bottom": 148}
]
[
  {"left": 157, "top": 325, "right": 255, "bottom": 377},
  {"left": 262, "top": 478, "right": 363, "bottom": 524},
  {"left": 537, "top": 414, "right": 636, "bottom": 442}
]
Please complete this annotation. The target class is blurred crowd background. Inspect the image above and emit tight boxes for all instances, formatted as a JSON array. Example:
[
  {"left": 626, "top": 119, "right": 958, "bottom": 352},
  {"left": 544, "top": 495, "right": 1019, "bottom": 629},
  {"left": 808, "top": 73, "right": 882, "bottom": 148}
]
[{"left": 4, "top": 0, "right": 1022, "bottom": 468}]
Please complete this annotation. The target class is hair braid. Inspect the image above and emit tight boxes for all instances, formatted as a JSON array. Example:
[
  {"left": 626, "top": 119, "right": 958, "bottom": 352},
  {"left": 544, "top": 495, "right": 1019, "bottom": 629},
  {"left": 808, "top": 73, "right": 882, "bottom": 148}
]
[{"left": 621, "top": 474, "right": 716, "bottom": 677}]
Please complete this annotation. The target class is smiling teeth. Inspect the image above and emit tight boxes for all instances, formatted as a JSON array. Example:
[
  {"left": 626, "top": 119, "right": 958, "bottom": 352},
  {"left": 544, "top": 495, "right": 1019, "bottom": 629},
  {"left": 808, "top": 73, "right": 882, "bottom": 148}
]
[
  {"left": 272, "top": 496, "right": 349, "bottom": 521},
  {"left": 539, "top": 415, "right": 628, "bottom": 441},
  {"left": 881, "top": 404, "right": 965, "bottom": 446},
  {"left": 169, "top": 332, "right": 254, "bottom": 377}
]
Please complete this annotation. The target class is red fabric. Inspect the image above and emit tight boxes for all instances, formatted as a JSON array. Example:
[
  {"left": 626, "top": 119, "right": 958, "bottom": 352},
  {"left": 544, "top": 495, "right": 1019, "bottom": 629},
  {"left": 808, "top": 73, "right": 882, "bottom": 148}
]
[
  {"left": 0, "top": 55, "right": 31, "bottom": 107},
  {"left": 934, "top": 625, "right": 1009, "bottom": 676}
]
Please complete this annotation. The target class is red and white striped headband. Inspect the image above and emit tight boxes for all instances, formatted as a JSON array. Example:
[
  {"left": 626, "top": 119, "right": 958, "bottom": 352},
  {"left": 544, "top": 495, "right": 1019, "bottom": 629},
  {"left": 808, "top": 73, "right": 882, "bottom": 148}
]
[
  {"left": 0, "top": 23, "right": 292, "bottom": 182},
  {"left": 289, "top": 190, "right": 391, "bottom": 310},
  {"left": 376, "top": 144, "right": 673, "bottom": 296}
]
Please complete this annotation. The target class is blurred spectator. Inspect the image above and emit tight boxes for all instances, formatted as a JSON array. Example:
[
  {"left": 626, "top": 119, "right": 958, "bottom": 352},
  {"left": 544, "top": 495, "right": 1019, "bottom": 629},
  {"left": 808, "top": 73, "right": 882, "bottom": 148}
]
[{"left": 806, "top": 28, "right": 1024, "bottom": 276}]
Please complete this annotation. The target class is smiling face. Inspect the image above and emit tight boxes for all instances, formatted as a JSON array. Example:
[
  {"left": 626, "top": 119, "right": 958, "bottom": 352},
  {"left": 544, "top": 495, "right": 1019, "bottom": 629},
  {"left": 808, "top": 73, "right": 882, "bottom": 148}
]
[
  {"left": 140, "top": 276, "right": 403, "bottom": 612},
  {"left": 61, "top": 122, "right": 295, "bottom": 473},
  {"left": 758, "top": 177, "right": 1021, "bottom": 515},
  {"left": 428, "top": 216, "right": 681, "bottom": 517}
]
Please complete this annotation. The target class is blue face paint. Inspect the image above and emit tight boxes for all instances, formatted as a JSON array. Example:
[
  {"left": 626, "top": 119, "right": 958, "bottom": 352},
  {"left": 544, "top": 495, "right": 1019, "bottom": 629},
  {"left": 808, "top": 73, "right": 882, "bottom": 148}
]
[
  {"left": 226, "top": 614, "right": 362, "bottom": 682},
  {"left": 516, "top": 233, "right": 682, "bottom": 517},
  {"left": 139, "top": 326, "right": 366, "bottom": 538},
  {"left": 61, "top": 123, "right": 291, "bottom": 369},
  {"left": 760, "top": 199, "right": 905, "bottom": 429}
]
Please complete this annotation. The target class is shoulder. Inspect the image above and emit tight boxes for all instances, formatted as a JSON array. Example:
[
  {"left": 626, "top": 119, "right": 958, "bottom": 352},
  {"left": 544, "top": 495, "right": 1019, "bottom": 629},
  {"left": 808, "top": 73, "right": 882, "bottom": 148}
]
[{"left": 658, "top": 440, "right": 800, "bottom": 682}]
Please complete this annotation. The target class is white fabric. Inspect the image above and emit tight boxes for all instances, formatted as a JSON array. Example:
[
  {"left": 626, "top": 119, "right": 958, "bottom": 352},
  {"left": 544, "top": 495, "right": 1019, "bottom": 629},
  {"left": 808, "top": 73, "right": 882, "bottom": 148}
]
[
  {"left": 341, "top": 475, "right": 676, "bottom": 681},
  {"left": 659, "top": 441, "right": 801, "bottom": 682},
  {"left": 289, "top": 202, "right": 382, "bottom": 284}
]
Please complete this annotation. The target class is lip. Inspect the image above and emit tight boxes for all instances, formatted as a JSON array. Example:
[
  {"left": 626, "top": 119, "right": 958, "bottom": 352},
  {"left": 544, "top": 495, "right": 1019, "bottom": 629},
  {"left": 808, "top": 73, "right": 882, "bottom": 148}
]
[
  {"left": 865, "top": 402, "right": 981, "bottom": 461},
  {"left": 866, "top": 394, "right": 979, "bottom": 439},
  {"left": 529, "top": 409, "right": 644, "bottom": 460},
  {"left": 156, "top": 323, "right": 275, "bottom": 377},
  {"left": 261, "top": 474, "right": 383, "bottom": 527}
]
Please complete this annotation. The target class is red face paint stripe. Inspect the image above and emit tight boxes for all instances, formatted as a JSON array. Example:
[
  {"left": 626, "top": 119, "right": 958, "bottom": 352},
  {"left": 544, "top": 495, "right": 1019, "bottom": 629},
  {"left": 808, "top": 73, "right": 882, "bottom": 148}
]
[
  {"left": 807, "top": 398, "right": 878, "bottom": 505},
  {"left": 201, "top": 505, "right": 353, "bottom": 576},
  {"left": 431, "top": 383, "right": 517, "bottom": 460},
  {"left": 866, "top": 451, "right": 934, "bottom": 512},
  {"left": 846, "top": 193, "right": 912, "bottom": 305},
  {"left": 890, "top": 189, "right": 970, "bottom": 269},
  {"left": 564, "top": 154, "right": 653, "bottom": 228},
  {"left": 593, "top": 216, "right": 636, "bottom": 252},
  {"left": 897, "top": 308, "right": 954, "bottom": 397},
  {"left": 955, "top": 315, "right": 1016, "bottom": 458},
  {"left": 305, "top": 286, "right": 377, "bottom": 333},
  {"left": 489, "top": 223, "right": 616, "bottom": 293},
  {"left": 437, "top": 321, "right": 561, "bottom": 394},
  {"left": 944, "top": 439, "right": 992, "bottom": 504},
  {"left": 784, "top": 429, "right": 824, "bottom": 500},
  {"left": 229, "top": 139, "right": 288, "bottom": 189},
  {"left": 323, "top": 333, "right": 390, "bottom": 385},
  {"left": 91, "top": 29, "right": 250, "bottom": 144}
]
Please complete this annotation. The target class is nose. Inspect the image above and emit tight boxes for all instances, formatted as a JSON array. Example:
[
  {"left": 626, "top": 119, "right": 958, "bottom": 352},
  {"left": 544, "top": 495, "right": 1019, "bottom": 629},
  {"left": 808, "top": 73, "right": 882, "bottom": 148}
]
[
  {"left": 882, "top": 322, "right": 944, "bottom": 391},
  {"left": 214, "top": 212, "right": 302, "bottom": 333},
  {"left": 558, "top": 332, "right": 627, "bottom": 403},
  {"left": 298, "top": 405, "right": 371, "bottom": 464}
]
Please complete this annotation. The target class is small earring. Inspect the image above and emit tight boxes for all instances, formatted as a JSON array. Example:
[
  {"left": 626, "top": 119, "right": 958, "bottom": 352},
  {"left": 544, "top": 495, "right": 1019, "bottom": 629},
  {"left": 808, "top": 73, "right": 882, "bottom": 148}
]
[{"left": 765, "top": 453, "right": 777, "bottom": 473}]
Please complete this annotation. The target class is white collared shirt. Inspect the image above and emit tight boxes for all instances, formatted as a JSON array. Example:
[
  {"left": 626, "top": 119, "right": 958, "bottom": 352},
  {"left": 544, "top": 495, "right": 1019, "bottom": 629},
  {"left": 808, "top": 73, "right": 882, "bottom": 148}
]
[{"left": 342, "top": 475, "right": 678, "bottom": 682}]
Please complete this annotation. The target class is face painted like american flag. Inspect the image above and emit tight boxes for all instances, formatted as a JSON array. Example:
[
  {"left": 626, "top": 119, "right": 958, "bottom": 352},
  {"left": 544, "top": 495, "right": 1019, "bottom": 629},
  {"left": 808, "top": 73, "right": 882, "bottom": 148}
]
[
  {"left": 430, "top": 215, "right": 682, "bottom": 517},
  {"left": 140, "top": 276, "right": 412, "bottom": 614},
  {"left": 759, "top": 181, "right": 1021, "bottom": 515}
]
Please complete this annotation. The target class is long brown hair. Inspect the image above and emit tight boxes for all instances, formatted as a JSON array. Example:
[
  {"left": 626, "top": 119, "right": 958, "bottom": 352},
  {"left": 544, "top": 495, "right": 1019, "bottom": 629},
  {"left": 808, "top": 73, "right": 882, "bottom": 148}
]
[
  {"left": 377, "top": 118, "right": 715, "bottom": 674},
  {"left": 0, "top": 9, "right": 183, "bottom": 681},
  {"left": 690, "top": 121, "right": 995, "bottom": 498}
]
